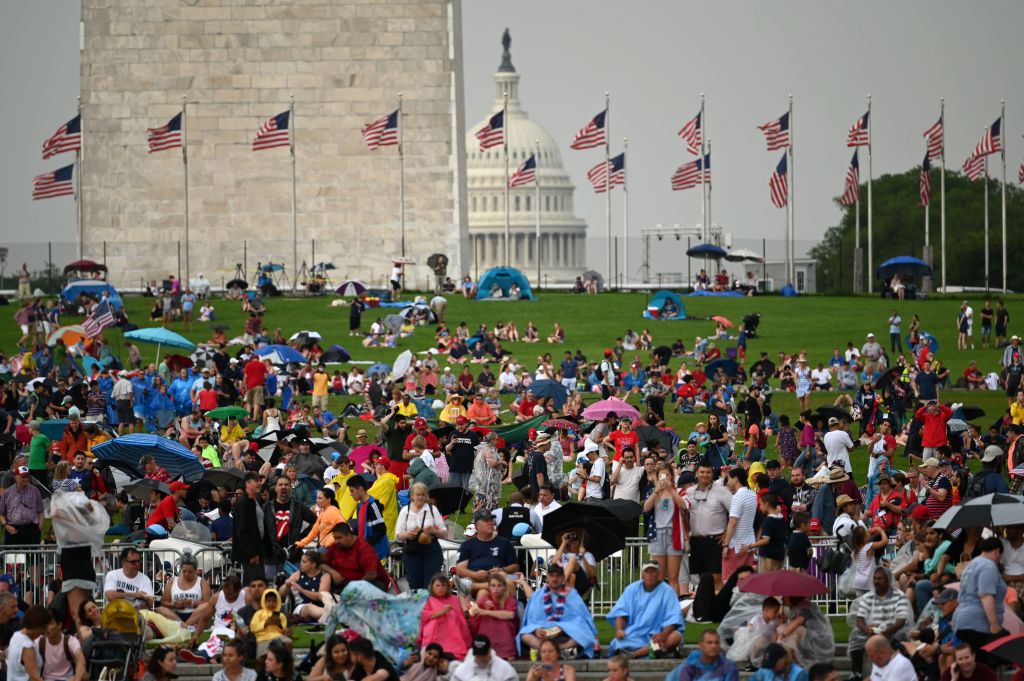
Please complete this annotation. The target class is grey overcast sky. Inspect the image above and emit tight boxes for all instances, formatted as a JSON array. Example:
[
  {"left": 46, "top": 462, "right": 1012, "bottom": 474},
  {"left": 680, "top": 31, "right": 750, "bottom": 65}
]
[{"left": 3, "top": 2, "right": 1023, "bottom": 276}]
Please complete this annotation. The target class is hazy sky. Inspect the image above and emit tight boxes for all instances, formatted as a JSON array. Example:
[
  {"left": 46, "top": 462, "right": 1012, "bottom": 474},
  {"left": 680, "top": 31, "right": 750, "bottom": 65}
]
[{"left": 3, "top": 2, "right": 1023, "bottom": 277}]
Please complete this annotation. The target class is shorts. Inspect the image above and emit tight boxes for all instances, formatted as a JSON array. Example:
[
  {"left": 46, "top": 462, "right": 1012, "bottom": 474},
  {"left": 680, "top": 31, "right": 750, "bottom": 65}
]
[
  {"left": 689, "top": 535, "right": 724, "bottom": 574},
  {"left": 293, "top": 602, "right": 318, "bottom": 616},
  {"left": 390, "top": 279, "right": 401, "bottom": 291},
  {"left": 246, "top": 386, "right": 265, "bottom": 406},
  {"left": 982, "top": 325, "right": 992, "bottom": 337},
  {"left": 922, "top": 446, "right": 941, "bottom": 459},
  {"left": 649, "top": 527, "right": 682, "bottom": 557},
  {"left": 116, "top": 399, "right": 133, "bottom": 423},
  {"left": 19, "top": 324, "right": 29, "bottom": 335},
  {"left": 311, "top": 394, "right": 329, "bottom": 411}
]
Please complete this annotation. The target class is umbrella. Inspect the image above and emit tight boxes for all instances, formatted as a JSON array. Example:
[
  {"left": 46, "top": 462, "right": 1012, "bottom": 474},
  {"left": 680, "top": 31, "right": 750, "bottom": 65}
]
[
  {"left": 93, "top": 434, "right": 206, "bottom": 481},
  {"left": 260, "top": 263, "right": 285, "bottom": 272},
  {"left": 954, "top": 405, "right": 986, "bottom": 421},
  {"left": 382, "top": 314, "right": 404, "bottom": 334},
  {"left": 705, "top": 358, "right": 739, "bottom": 377},
  {"left": 983, "top": 633, "right": 1024, "bottom": 666},
  {"left": 751, "top": 358, "right": 776, "bottom": 377},
  {"left": 206, "top": 406, "right": 248, "bottom": 420},
  {"left": 877, "top": 255, "right": 932, "bottom": 279},
  {"left": 739, "top": 571, "right": 827, "bottom": 597},
  {"left": 200, "top": 467, "right": 246, "bottom": 491},
  {"left": 933, "top": 493, "right": 1024, "bottom": 531},
  {"left": 581, "top": 398, "right": 640, "bottom": 422},
  {"left": 336, "top": 280, "right": 367, "bottom": 297},
  {"left": 321, "top": 345, "right": 351, "bottom": 363},
  {"left": 124, "top": 478, "right": 171, "bottom": 501},
  {"left": 124, "top": 327, "right": 196, "bottom": 363},
  {"left": 165, "top": 354, "right": 194, "bottom": 372},
  {"left": 815, "top": 405, "right": 853, "bottom": 422},
  {"left": 541, "top": 419, "right": 578, "bottom": 431},
  {"left": 633, "top": 425, "right": 673, "bottom": 453},
  {"left": 875, "top": 366, "right": 903, "bottom": 391},
  {"left": 426, "top": 253, "right": 448, "bottom": 268},
  {"left": 26, "top": 377, "right": 57, "bottom": 391},
  {"left": 652, "top": 346, "right": 672, "bottom": 366},
  {"left": 529, "top": 379, "right": 570, "bottom": 410},
  {"left": 540, "top": 503, "right": 629, "bottom": 561},
  {"left": 46, "top": 325, "right": 88, "bottom": 347},
  {"left": 289, "top": 330, "right": 323, "bottom": 345},
  {"left": 315, "top": 262, "right": 336, "bottom": 271},
  {"left": 253, "top": 344, "right": 305, "bottom": 364},
  {"left": 63, "top": 259, "right": 108, "bottom": 275},
  {"left": 946, "top": 418, "right": 969, "bottom": 434},
  {"left": 711, "top": 315, "right": 734, "bottom": 328},
  {"left": 190, "top": 347, "right": 216, "bottom": 369},
  {"left": 392, "top": 350, "right": 413, "bottom": 381},
  {"left": 685, "top": 243, "right": 727, "bottom": 259},
  {"left": 909, "top": 331, "right": 940, "bottom": 353},
  {"left": 581, "top": 269, "right": 605, "bottom": 292},
  {"left": 724, "top": 249, "right": 764, "bottom": 263},
  {"left": 393, "top": 256, "right": 416, "bottom": 265},
  {"left": 398, "top": 305, "right": 437, "bottom": 324},
  {"left": 366, "top": 363, "right": 391, "bottom": 378},
  {"left": 226, "top": 278, "right": 248, "bottom": 290}
]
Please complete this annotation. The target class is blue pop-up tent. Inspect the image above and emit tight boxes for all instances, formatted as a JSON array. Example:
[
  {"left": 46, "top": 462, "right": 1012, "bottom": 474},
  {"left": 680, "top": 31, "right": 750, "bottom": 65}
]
[
  {"left": 644, "top": 290, "right": 687, "bottom": 320},
  {"left": 93, "top": 434, "right": 206, "bottom": 481},
  {"left": 61, "top": 281, "right": 123, "bottom": 310},
  {"left": 476, "top": 268, "right": 536, "bottom": 300}
]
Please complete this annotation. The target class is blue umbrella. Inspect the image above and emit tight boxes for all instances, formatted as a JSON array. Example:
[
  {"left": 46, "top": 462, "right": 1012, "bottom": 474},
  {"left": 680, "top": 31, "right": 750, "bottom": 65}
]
[
  {"left": 253, "top": 344, "right": 305, "bottom": 364},
  {"left": 60, "top": 281, "right": 124, "bottom": 310},
  {"left": 877, "top": 255, "right": 932, "bottom": 279},
  {"left": 705, "top": 358, "right": 739, "bottom": 377},
  {"left": 93, "top": 434, "right": 206, "bottom": 481},
  {"left": 260, "top": 263, "right": 285, "bottom": 272},
  {"left": 124, "top": 327, "right": 196, "bottom": 363},
  {"left": 685, "top": 243, "right": 727, "bottom": 259},
  {"left": 529, "top": 379, "right": 570, "bottom": 410},
  {"left": 366, "top": 363, "right": 391, "bottom": 377},
  {"left": 908, "top": 331, "right": 940, "bottom": 353}
]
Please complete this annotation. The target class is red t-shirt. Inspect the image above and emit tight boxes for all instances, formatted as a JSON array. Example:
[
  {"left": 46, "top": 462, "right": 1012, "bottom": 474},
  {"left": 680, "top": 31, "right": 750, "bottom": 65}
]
[
  {"left": 198, "top": 389, "right": 219, "bottom": 411},
  {"left": 607, "top": 430, "right": 639, "bottom": 461},
  {"left": 146, "top": 495, "right": 180, "bottom": 530},
  {"left": 397, "top": 431, "right": 440, "bottom": 489},
  {"left": 518, "top": 399, "right": 537, "bottom": 417},
  {"left": 325, "top": 537, "right": 389, "bottom": 583},
  {"left": 243, "top": 359, "right": 268, "bottom": 390}
]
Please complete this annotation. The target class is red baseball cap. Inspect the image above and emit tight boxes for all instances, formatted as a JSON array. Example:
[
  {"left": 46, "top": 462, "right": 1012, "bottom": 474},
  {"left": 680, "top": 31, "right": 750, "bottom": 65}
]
[
  {"left": 604, "top": 349, "right": 613, "bottom": 356},
  {"left": 378, "top": 457, "right": 392, "bottom": 467},
  {"left": 528, "top": 428, "right": 538, "bottom": 439},
  {"left": 170, "top": 481, "right": 190, "bottom": 492},
  {"left": 910, "top": 505, "right": 931, "bottom": 521},
  {"left": 808, "top": 518, "right": 822, "bottom": 533},
  {"left": 414, "top": 417, "right": 428, "bottom": 429},
  {"left": 455, "top": 416, "right": 469, "bottom": 425}
]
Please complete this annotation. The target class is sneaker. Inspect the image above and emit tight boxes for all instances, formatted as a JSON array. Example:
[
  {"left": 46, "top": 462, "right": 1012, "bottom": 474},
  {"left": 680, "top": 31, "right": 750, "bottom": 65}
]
[
  {"left": 177, "top": 650, "right": 208, "bottom": 665},
  {"left": 561, "top": 647, "right": 577, "bottom": 660}
]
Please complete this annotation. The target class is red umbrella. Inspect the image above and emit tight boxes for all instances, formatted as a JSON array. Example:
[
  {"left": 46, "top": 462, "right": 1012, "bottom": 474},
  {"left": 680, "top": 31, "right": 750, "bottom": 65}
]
[
  {"left": 542, "top": 419, "right": 577, "bottom": 431},
  {"left": 738, "top": 571, "right": 827, "bottom": 597},
  {"left": 165, "top": 354, "right": 194, "bottom": 372},
  {"left": 983, "top": 632, "right": 1024, "bottom": 666},
  {"left": 711, "top": 315, "right": 734, "bottom": 328}
]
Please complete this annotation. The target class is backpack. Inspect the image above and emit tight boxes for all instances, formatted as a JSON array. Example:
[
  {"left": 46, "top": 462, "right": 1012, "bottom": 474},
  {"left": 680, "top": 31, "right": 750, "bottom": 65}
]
[
  {"left": 39, "top": 634, "right": 75, "bottom": 675},
  {"left": 964, "top": 470, "right": 993, "bottom": 500},
  {"left": 815, "top": 538, "right": 852, "bottom": 575},
  {"left": 594, "top": 363, "right": 604, "bottom": 381}
]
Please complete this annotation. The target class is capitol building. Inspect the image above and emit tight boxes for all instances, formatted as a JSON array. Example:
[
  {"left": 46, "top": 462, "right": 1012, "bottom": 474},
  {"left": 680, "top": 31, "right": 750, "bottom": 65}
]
[{"left": 466, "top": 32, "right": 588, "bottom": 284}]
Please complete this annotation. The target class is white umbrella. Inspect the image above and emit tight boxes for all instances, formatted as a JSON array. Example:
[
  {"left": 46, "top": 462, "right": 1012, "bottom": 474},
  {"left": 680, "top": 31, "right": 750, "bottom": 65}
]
[
  {"left": 724, "top": 249, "right": 765, "bottom": 263},
  {"left": 392, "top": 350, "right": 413, "bottom": 381},
  {"left": 289, "top": 330, "right": 323, "bottom": 342}
]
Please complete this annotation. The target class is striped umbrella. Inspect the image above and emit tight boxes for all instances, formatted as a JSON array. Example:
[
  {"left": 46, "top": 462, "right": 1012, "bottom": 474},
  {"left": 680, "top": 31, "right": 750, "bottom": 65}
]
[{"left": 336, "top": 280, "right": 367, "bottom": 297}]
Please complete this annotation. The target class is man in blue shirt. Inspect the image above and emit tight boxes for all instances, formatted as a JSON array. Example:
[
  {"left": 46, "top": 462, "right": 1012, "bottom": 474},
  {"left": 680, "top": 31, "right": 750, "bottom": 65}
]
[
  {"left": 560, "top": 351, "right": 578, "bottom": 390},
  {"left": 455, "top": 510, "right": 519, "bottom": 595},
  {"left": 312, "top": 406, "right": 340, "bottom": 438},
  {"left": 669, "top": 629, "right": 738, "bottom": 681}
]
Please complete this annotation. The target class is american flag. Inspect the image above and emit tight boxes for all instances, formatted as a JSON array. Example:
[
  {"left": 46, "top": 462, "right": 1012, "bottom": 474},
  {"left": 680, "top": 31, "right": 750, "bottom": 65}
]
[
  {"left": 757, "top": 112, "right": 790, "bottom": 151},
  {"left": 147, "top": 113, "right": 183, "bottom": 153},
  {"left": 475, "top": 110, "right": 505, "bottom": 150},
  {"left": 253, "top": 111, "right": 291, "bottom": 151},
  {"left": 678, "top": 111, "right": 702, "bottom": 155},
  {"left": 971, "top": 118, "right": 1002, "bottom": 158},
  {"left": 919, "top": 154, "right": 932, "bottom": 207},
  {"left": 32, "top": 164, "right": 75, "bottom": 200},
  {"left": 847, "top": 111, "right": 870, "bottom": 147},
  {"left": 362, "top": 110, "right": 398, "bottom": 150},
  {"left": 508, "top": 154, "right": 537, "bottom": 188},
  {"left": 42, "top": 115, "right": 81, "bottom": 159},
  {"left": 769, "top": 154, "right": 788, "bottom": 208},
  {"left": 670, "top": 154, "right": 711, "bottom": 191},
  {"left": 962, "top": 153, "right": 986, "bottom": 182},
  {"left": 587, "top": 153, "right": 625, "bottom": 193},
  {"left": 570, "top": 110, "right": 607, "bottom": 150},
  {"left": 838, "top": 150, "right": 860, "bottom": 207},
  {"left": 1019, "top": 158, "right": 1024, "bottom": 185},
  {"left": 82, "top": 301, "right": 115, "bottom": 338},
  {"left": 923, "top": 117, "right": 944, "bottom": 161}
]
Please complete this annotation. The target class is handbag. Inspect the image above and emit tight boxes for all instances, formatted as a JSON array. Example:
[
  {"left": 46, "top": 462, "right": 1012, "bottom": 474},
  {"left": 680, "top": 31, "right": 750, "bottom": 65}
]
[{"left": 403, "top": 505, "right": 436, "bottom": 556}]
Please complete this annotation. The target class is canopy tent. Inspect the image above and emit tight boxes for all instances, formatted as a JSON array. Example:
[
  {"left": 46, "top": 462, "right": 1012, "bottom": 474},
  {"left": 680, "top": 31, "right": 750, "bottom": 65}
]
[
  {"left": 475, "top": 267, "right": 536, "bottom": 301},
  {"left": 877, "top": 255, "right": 932, "bottom": 279},
  {"left": 93, "top": 434, "right": 206, "bottom": 481},
  {"left": 644, "top": 290, "right": 687, "bottom": 320},
  {"left": 63, "top": 259, "right": 108, "bottom": 275},
  {"left": 60, "top": 281, "right": 123, "bottom": 310}
]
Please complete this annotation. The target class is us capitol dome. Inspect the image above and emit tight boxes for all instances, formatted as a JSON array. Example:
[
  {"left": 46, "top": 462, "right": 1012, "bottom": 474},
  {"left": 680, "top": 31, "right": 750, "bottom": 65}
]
[{"left": 465, "top": 30, "right": 588, "bottom": 284}]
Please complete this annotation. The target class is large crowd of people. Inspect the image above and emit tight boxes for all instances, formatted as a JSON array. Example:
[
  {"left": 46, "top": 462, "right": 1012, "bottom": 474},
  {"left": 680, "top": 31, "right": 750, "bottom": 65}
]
[{"left": 1, "top": 285, "right": 1023, "bottom": 681}]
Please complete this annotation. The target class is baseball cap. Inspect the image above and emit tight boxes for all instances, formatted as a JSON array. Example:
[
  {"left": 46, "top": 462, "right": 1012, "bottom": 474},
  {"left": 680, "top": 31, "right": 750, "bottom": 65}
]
[
  {"left": 982, "top": 445, "right": 1003, "bottom": 463},
  {"left": 229, "top": 358, "right": 239, "bottom": 364},
  {"left": 15, "top": 466, "right": 30, "bottom": 476},
  {"left": 765, "top": 459, "right": 780, "bottom": 470},
  {"left": 471, "top": 635, "right": 492, "bottom": 656},
  {"left": 330, "top": 451, "right": 342, "bottom": 461},
  {"left": 604, "top": 349, "right": 613, "bottom": 356},
  {"left": 581, "top": 439, "right": 600, "bottom": 456},
  {"left": 911, "top": 505, "right": 932, "bottom": 521},
  {"left": 827, "top": 417, "right": 839, "bottom": 426},
  {"left": 866, "top": 333, "right": 875, "bottom": 338},
  {"left": 808, "top": 518, "right": 822, "bottom": 533},
  {"left": 170, "top": 481, "right": 190, "bottom": 492},
  {"left": 472, "top": 509, "right": 496, "bottom": 522},
  {"left": 576, "top": 454, "right": 588, "bottom": 464},
  {"left": 641, "top": 560, "right": 661, "bottom": 572},
  {"left": 414, "top": 417, "right": 428, "bottom": 429},
  {"left": 934, "top": 588, "right": 958, "bottom": 605},
  {"left": 528, "top": 428, "right": 538, "bottom": 439},
  {"left": 762, "top": 643, "right": 788, "bottom": 670},
  {"left": 455, "top": 416, "right": 468, "bottom": 426},
  {"left": 918, "top": 457, "right": 940, "bottom": 469}
]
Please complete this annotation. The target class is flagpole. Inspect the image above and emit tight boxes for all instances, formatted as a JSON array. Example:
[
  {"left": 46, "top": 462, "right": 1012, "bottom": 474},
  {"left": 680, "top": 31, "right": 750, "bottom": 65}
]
[
  {"left": 622, "top": 137, "right": 628, "bottom": 287},
  {"left": 1000, "top": 100, "right": 1007, "bottom": 293},
  {"left": 940, "top": 97, "right": 946, "bottom": 292},
  {"left": 866, "top": 95, "right": 873, "bottom": 294},
  {"left": 605, "top": 92, "right": 611, "bottom": 288},
  {"left": 182, "top": 95, "right": 190, "bottom": 283},
  {"left": 706, "top": 138, "right": 713, "bottom": 247},
  {"left": 854, "top": 195, "right": 860, "bottom": 293},
  {"left": 288, "top": 95, "right": 297, "bottom": 292},
  {"left": 535, "top": 139, "right": 541, "bottom": 287},
  {"left": 788, "top": 94, "right": 795, "bottom": 285},
  {"left": 76, "top": 96, "right": 83, "bottom": 260},
  {"left": 983, "top": 150, "right": 989, "bottom": 292},
  {"left": 503, "top": 90, "right": 510, "bottom": 268},
  {"left": 700, "top": 93, "right": 706, "bottom": 244},
  {"left": 398, "top": 93, "right": 406, "bottom": 258}
]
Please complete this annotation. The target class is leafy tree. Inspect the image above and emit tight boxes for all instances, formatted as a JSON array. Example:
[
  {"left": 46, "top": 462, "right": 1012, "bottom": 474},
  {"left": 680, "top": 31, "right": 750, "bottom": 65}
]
[{"left": 811, "top": 166, "right": 1024, "bottom": 293}]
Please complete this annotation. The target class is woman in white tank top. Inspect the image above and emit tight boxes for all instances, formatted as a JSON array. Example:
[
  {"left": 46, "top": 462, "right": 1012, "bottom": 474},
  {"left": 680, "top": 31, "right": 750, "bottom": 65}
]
[{"left": 157, "top": 555, "right": 213, "bottom": 633}]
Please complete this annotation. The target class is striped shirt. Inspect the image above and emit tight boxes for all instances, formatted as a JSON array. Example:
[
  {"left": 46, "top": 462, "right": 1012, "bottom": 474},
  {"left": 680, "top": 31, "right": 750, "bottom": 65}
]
[
  {"left": 925, "top": 473, "right": 953, "bottom": 520},
  {"left": 728, "top": 487, "right": 758, "bottom": 548},
  {"left": 0, "top": 484, "right": 44, "bottom": 526}
]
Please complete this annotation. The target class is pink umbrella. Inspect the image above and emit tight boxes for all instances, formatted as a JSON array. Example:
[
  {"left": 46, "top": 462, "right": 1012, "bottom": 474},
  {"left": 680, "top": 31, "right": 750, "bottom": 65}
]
[{"left": 581, "top": 397, "right": 641, "bottom": 421}]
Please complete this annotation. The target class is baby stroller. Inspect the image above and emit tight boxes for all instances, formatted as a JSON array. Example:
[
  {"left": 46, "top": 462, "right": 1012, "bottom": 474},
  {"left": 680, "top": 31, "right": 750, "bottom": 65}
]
[{"left": 86, "top": 600, "right": 147, "bottom": 681}]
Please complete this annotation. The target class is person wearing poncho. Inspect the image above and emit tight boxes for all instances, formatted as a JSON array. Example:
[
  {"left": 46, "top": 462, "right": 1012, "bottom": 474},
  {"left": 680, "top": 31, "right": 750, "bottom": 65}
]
[
  {"left": 367, "top": 459, "right": 399, "bottom": 540},
  {"left": 606, "top": 561, "right": 684, "bottom": 657},
  {"left": 517, "top": 565, "right": 597, "bottom": 658}
]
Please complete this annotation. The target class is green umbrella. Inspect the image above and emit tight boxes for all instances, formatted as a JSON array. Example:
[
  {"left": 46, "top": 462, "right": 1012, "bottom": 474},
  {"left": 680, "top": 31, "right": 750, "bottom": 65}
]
[{"left": 206, "top": 406, "right": 248, "bottom": 420}]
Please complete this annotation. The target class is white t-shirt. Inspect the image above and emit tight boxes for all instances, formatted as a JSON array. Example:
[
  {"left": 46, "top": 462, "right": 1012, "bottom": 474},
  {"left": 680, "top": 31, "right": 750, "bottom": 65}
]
[
  {"left": 811, "top": 368, "right": 832, "bottom": 385},
  {"left": 985, "top": 372, "right": 1000, "bottom": 391},
  {"left": 823, "top": 430, "right": 855, "bottom": 473},
  {"left": 103, "top": 568, "right": 154, "bottom": 607},
  {"left": 611, "top": 463, "right": 643, "bottom": 502},
  {"left": 323, "top": 465, "right": 342, "bottom": 482},
  {"left": 1002, "top": 539, "right": 1024, "bottom": 576},
  {"left": 390, "top": 265, "right": 402, "bottom": 283},
  {"left": 535, "top": 500, "right": 561, "bottom": 529},
  {"left": 728, "top": 487, "right": 758, "bottom": 548},
  {"left": 213, "top": 587, "right": 248, "bottom": 624},
  {"left": 419, "top": 450, "right": 437, "bottom": 473},
  {"left": 8, "top": 631, "right": 41, "bottom": 681},
  {"left": 870, "top": 651, "right": 916, "bottom": 681},
  {"left": 853, "top": 544, "right": 876, "bottom": 591},
  {"left": 585, "top": 458, "right": 606, "bottom": 499},
  {"left": 964, "top": 306, "right": 974, "bottom": 333}
]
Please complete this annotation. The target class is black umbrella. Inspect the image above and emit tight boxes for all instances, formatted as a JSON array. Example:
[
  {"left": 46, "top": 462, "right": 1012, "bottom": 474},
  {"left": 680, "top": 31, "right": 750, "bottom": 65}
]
[
  {"left": 949, "top": 404, "right": 985, "bottom": 421},
  {"left": 751, "top": 359, "right": 776, "bottom": 377},
  {"left": 124, "top": 478, "right": 171, "bottom": 500},
  {"left": 815, "top": 406, "right": 853, "bottom": 422},
  {"left": 933, "top": 493, "right": 1024, "bottom": 531},
  {"left": 427, "top": 485, "right": 473, "bottom": 516},
  {"left": 652, "top": 346, "right": 672, "bottom": 366},
  {"left": 540, "top": 503, "right": 629, "bottom": 561},
  {"left": 587, "top": 499, "right": 644, "bottom": 537},
  {"left": 983, "top": 633, "right": 1024, "bottom": 667},
  {"left": 633, "top": 425, "right": 673, "bottom": 454},
  {"left": 321, "top": 345, "right": 351, "bottom": 363},
  {"left": 426, "top": 253, "right": 448, "bottom": 269},
  {"left": 226, "top": 278, "right": 248, "bottom": 289},
  {"left": 875, "top": 366, "right": 902, "bottom": 391},
  {"left": 200, "top": 467, "right": 245, "bottom": 491}
]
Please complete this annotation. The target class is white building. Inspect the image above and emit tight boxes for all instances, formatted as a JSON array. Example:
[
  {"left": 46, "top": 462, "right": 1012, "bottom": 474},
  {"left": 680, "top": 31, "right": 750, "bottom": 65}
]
[{"left": 465, "top": 31, "right": 588, "bottom": 284}]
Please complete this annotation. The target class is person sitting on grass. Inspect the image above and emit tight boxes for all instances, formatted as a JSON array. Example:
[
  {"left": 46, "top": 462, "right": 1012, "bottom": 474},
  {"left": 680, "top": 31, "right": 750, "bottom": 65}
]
[
  {"left": 249, "top": 588, "right": 290, "bottom": 657},
  {"left": 606, "top": 561, "right": 684, "bottom": 658}
]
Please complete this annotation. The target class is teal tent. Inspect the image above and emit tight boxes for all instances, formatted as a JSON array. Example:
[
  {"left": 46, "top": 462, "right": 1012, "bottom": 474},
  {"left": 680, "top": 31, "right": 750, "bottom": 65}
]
[
  {"left": 644, "top": 290, "right": 686, "bottom": 320},
  {"left": 475, "top": 267, "right": 536, "bottom": 300}
]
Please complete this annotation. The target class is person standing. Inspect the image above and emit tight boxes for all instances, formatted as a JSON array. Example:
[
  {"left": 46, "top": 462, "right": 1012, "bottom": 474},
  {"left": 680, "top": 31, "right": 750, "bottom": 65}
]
[
  {"left": 721, "top": 468, "right": 756, "bottom": 581},
  {"left": 389, "top": 261, "right": 404, "bottom": 300},
  {"left": 111, "top": 370, "right": 134, "bottom": 435},
  {"left": 598, "top": 350, "right": 616, "bottom": 399},
  {"left": 995, "top": 302, "right": 1010, "bottom": 348},
  {"left": 887, "top": 311, "right": 902, "bottom": 355},
  {"left": 0, "top": 466, "right": 45, "bottom": 547},
  {"left": 232, "top": 472, "right": 265, "bottom": 584},
  {"left": 243, "top": 356, "right": 268, "bottom": 421},
  {"left": 311, "top": 364, "right": 329, "bottom": 412},
  {"left": 348, "top": 297, "right": 366, "bottom": 336},
  {"left": 395, "top": 482, "right": 446, "bottom": 590},
  {"left": 979, "top": 301, "right": 995, "bottom": 350},
  {"left": 952, "top": 537, "right": 1008, "bottom": 656},
  {"left": 860, "top": 334, "right": 884, "bottom": 376},
  {"left": 445, "top": 417, "right": 480, "bottom": 491},
  {"left": 26, "top": 421, "right": 51, "bottom": 486},
  {"left": 610, "top": 447, "right": 642, "bottom": 504},
  {"left": 823, "top": 417, "right": 856, "bottom": 477},
  {"left": 687, "top": 462, "right": 734, "bottom": 592},
  {"left": 262, "top": 476, "right": 316, "bottom": 578}
]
